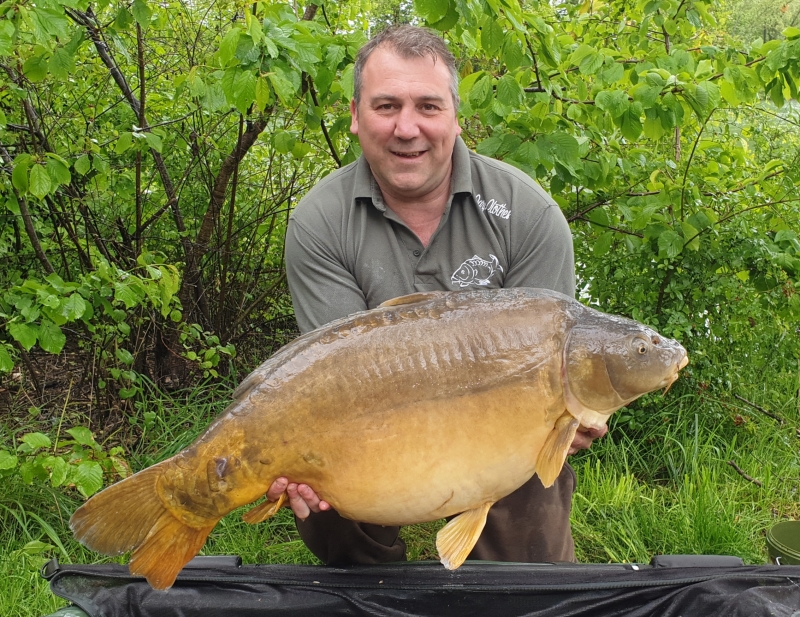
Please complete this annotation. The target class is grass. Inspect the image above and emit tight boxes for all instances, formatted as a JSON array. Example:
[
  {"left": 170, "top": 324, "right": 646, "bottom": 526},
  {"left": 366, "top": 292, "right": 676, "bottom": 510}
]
[{"left": 1, "top": 364, "right": 798, "bottom": 615}]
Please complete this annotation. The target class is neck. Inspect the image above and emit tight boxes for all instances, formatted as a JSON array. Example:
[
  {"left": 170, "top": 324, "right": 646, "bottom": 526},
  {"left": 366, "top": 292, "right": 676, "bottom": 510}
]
[{"left": 379, "top": 171, "right": 452, "bottom": 248}]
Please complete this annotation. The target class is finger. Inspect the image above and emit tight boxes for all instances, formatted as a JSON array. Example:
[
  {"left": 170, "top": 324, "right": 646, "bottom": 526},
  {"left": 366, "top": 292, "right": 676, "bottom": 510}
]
[
  {"left": 297, "top": 484, "right": 322, "bottom": 512},
  {"left": 287, "top": 483, "right": 311, "bottom": 520},
  {"left": 266, "top": 477, "right": 288, "bottom": 501}
]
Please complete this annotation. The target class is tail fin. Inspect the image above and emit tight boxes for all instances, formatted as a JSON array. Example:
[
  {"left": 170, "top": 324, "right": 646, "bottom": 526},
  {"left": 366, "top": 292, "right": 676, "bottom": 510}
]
[{"left": 70, "top": 464, "right": 217, "bottom": 590}]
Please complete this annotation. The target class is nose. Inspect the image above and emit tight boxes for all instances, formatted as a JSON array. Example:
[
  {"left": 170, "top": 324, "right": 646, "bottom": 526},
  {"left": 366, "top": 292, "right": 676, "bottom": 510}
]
[{"left": 394, "top": 106, "right": 420, "bottom": 140}]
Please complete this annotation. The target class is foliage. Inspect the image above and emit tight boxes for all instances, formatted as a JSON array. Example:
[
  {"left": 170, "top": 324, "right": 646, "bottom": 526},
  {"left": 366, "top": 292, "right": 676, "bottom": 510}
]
[
  {"left": 1, "top": 0, "right": 800, "bottom": 609},
  {"left": 0, "top": 427, "right": 129, "bottom": 498}
]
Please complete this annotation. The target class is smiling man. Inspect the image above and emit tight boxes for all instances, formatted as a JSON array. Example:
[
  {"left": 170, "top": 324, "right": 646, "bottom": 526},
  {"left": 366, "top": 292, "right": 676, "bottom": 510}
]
[{"left": 267, "top": 25, "right": 606, "bottom": 566}]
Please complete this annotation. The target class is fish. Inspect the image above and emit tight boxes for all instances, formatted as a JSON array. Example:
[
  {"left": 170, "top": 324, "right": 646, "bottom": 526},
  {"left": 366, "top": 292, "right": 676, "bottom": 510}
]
[
  {"left": 450, "top": 254, "right": 503, "bottom": 287},
  {"left": 69, "top": 288, "right": 688, "bottom": 590}
]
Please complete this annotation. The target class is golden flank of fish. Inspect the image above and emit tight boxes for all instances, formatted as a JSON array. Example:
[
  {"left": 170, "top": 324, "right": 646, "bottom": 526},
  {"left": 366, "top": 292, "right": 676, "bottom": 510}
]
[{"left": 70, "top": 288, "right": 688, "bottom": 589}]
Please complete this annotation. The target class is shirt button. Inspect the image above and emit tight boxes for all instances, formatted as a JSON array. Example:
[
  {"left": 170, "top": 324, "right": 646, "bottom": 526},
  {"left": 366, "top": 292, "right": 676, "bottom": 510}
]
[{"left": 413, "top": 249, "right": 421, "bottom": 257}]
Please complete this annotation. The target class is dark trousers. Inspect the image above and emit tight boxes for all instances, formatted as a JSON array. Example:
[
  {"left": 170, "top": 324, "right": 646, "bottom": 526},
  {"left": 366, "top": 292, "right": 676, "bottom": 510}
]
[{"left": 295, "top": 464, "right": 576, "bottom": 565}]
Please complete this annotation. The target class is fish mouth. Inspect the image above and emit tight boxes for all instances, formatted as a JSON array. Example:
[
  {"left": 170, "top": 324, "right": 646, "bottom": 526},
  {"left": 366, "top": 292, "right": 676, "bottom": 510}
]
[{"left": 661, "top": 354, "right": 689, "bottom": 394}]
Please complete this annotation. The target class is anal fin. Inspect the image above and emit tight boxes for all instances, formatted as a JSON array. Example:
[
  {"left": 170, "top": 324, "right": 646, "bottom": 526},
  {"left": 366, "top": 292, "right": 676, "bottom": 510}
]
[
  {"left": 242, "top": 492, "right": 287, "bottom": 524},
  {"left": 436, "top": 502, "right": 494, "bottom": 570},
  {"left": 536, "top": 411, "right": 580, "bottom": 488}
]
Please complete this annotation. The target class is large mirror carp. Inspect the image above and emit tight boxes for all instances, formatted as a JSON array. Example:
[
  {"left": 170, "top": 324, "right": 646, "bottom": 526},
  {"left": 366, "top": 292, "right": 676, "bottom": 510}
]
[{"left": 70, "top": 288, "right": 688, "bottom": 589}]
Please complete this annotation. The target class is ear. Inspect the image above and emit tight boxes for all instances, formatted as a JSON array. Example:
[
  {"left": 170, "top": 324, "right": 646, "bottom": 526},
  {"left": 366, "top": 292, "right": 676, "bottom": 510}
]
[{"left": 350, "top": 98, "right": 359, "bottom": 135}]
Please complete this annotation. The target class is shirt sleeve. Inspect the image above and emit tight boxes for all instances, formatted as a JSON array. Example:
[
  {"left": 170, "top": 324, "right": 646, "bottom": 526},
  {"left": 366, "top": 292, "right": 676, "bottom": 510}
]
[
  {"left": 285, "top": 216, "right": 369, "bottom": 334},
  {"left": 504, "top": 204, "right": 575, "bottom": 299}
]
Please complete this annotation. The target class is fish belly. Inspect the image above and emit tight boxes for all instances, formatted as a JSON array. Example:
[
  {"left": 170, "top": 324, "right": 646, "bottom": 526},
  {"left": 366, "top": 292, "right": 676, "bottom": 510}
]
[{"left": 278, "top": 382, "right": 563, "bottom": 526}]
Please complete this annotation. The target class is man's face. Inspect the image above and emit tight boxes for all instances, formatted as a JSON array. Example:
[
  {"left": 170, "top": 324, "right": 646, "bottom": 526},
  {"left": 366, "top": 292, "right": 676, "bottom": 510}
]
[{"left": 350, "top": 47, "right": 462, "bottom": 204}]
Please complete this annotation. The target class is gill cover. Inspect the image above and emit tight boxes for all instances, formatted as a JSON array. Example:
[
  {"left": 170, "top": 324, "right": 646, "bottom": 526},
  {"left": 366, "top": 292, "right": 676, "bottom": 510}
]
[{"left": 562, "top": 312, "right": 687, "bottom": 430}]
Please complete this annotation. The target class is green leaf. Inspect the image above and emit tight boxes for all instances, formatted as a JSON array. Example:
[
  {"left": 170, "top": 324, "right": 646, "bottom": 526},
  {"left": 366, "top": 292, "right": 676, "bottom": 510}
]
[
  {"left": 255, "top": 76, "right": 272, "bottom": 111},
  {"left": 29, "top": 164, "right": 51, "bottom": 199},
  {"left": 268, "top": 70, "right": 296, "bottom": 105},
  {"left": 595, "top": 90, "right": 629, "bottom": 117},
  {"left": 415, "top": 0, "right": 449, "bottom": 24},
  {"left": 74, "top": 154, "right": 91, "bottom": 176},
  {"left": 429, "top": 5, "right": 459, "bottom": 31},
  {"left": 219, "top": 27, "right": 241, "bottom": 66},
  {"left": 50, "top": 457, "right": 68, "bottom": 487},
  {"left": 273, "top": 131, "right": 296, "bottom": 154},
  {"left": 73, "top": 461, "right": 103, "bottom": 497},
  {"left": 681, "top": 221, "right": 700, "bottom": 251},
  {"left": 23, "top": 54, "right": 49, "bottom": 82},
  {"left": 116, "top": 348, "right": 134, "bottom": 365},
  {"left": 48, "top": 47, "right": 75, "bottom": 80},
  {"left": 9, "top": 322, "right": 38, "bottom": 351},
  {"left": 62, "top": 293, "right": 87, "bottom": 320},
  {"left": 131, "top": 0, "right": 152, "bottom": 28},
  {"left": 469, "top": 74, "right": 493, "bottom": 109},
  {"left": 143, "top": 132, "right": 163, "bottom": 153},
  {"left": 783, "top": 26, "right": 800, "bottom": 40},
  {"left": 114, "top": 281, "right": 142, "bottom": 308},
  {"left": 480, "top": 18, "right": 504, "bottom": 57},
  {"left": 579, "top": 52, "right": 604, "bottom": 75},
  {"left": 233, "top": 70, "right": 256, "bottom": 114},
  {"left": 114, "top": 6, "right": 133, "bottom": 30},
  {"left": 501, "top": 36, "right": 524, "bottom": 72},
  {"left": 547, "top": 132, "right": 579, "bottom": 164},
  {"left": 0, "top": 450, "right": 18, "bottom": 470},
  {"left": 0, "top": 344, "right": 14, "bottom": 372},
  {"left": 593, "top": 231, "right": 614, "bottom": 256},
  {"left": 66, "top": 427, "right": 99, "bottom": 448},
  {"left": 21, "top": 432, "right": 51, "bottom": 450},
  {"left": 620, "top": 107, "right": 643, "bottom": 140},
  {"left": 47, "top": 159, "right": 71, "bottom": 186},
  {"left": 119, "top": 386, "right": 138, "bottom": 398},
  {"left": 38, "top": 320, "right": 66, "bottom": 353},
  {"left": 12, "top": 156, "right": 31, "bottom": 192},
  {"left": 115, "top": 132, "right": 133, "bottom": 154},
  {"left": 496, "top": 74, "right": 524, "bottom": 107},
  {"left": 658, "top": 230, "right": 683, "bottom": 258}
]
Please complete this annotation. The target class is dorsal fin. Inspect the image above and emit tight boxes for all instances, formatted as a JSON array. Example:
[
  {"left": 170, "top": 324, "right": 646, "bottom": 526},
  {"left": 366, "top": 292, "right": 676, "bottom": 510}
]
[{"left": 379, "top": 291, "right": 448, "bottom": 308}]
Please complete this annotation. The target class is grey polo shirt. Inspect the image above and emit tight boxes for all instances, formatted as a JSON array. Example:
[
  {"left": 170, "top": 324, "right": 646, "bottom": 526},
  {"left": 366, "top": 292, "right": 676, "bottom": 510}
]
[{"left": 285, "top": 137, "right": 575, "bottom": 333}]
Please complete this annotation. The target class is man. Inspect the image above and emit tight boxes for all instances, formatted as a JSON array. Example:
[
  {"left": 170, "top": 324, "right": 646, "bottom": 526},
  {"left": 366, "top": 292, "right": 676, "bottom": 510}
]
[{"left": 266, "top": 24, "right": 606, "bottom": 564}]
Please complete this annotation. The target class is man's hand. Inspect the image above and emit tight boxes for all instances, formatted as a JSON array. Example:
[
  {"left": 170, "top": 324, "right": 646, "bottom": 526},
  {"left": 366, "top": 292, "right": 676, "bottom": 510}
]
[
  {"left": 267, "top": 477, "right": 331, "bottom": 520},
  {"left": 568, "top": 424, "right": 608, "bottom": 455}
]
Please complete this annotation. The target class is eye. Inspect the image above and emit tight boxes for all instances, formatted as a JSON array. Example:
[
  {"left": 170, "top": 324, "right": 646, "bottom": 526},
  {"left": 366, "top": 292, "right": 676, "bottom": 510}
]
[{"left": 637, "top": 343, "right": 648, "bottom": 354}]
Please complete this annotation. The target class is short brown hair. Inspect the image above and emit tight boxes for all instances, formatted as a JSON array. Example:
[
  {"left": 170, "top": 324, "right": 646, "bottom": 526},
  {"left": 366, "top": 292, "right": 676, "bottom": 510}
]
[{"left": 353, "top": 25, "right": 460, "bottom": 109}]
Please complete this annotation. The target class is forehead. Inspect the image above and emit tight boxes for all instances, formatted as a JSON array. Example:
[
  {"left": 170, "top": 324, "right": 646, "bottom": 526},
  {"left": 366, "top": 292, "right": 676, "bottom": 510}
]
[{"left": 361, "top": 47, "right": 452, "bottom": 95}]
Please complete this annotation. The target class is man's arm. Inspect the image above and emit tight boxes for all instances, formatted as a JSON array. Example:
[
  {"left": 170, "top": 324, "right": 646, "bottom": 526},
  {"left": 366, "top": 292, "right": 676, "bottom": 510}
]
[
  {"left": 284, "top": 217, "right": 369, "bottom": 332},
  {"left": 503, "top": 203, "right": 576, "bottom": 298}
]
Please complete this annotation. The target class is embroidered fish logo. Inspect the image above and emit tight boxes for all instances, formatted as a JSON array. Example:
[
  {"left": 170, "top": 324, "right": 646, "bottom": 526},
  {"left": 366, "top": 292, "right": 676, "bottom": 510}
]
[{"left": 451, "top": 254, "right": 503, "bottom": 288}]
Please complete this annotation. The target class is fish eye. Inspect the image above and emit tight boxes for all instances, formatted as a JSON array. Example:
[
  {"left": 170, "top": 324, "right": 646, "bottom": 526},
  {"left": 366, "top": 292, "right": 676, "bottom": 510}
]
[{"left": 630, "top": 337, "right": 650, "bottom": 355}]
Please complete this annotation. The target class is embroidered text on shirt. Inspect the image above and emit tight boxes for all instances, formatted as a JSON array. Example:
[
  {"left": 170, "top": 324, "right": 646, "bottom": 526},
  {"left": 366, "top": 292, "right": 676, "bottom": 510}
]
[{"left": 475, "top": 194, "right": 511, "bottom": 219}]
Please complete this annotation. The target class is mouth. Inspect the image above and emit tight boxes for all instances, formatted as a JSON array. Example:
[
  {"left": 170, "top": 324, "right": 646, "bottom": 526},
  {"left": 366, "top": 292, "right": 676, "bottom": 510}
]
[
  {"left": 391, "top": 150, "right": 425, "bottom": 159},
  {"left": 661, "top": 353, "right": 689, "bottom": 394}
]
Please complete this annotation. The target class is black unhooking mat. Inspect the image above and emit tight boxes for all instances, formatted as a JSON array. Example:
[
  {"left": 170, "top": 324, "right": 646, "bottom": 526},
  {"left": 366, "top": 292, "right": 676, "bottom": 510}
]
[{"left": 42, "top": 555, "right": 800, "bottom": 617}]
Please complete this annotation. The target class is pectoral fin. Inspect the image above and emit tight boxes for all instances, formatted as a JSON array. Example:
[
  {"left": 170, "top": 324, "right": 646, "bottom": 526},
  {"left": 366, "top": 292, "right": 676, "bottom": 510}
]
[
  {"left": 435, "top": 502, "right": 494, "bottom": 570},
  {"left": 242, "top": 492, "right": 287, "bottom": 524},
  {"left": 536, "top": 412, "right": 580, "bottom": 488}
]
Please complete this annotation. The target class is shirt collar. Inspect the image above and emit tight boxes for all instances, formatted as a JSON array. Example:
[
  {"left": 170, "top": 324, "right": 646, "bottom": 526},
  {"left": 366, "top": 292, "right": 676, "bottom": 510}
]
[{"left": 352, "top": 136, "right": 474, "bottom": 210}]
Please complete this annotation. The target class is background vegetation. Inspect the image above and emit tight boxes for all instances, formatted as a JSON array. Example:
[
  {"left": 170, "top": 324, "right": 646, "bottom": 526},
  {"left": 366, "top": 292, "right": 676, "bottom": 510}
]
[{"left": 0, "top": 0, "right": 798, "bottom": 613}]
